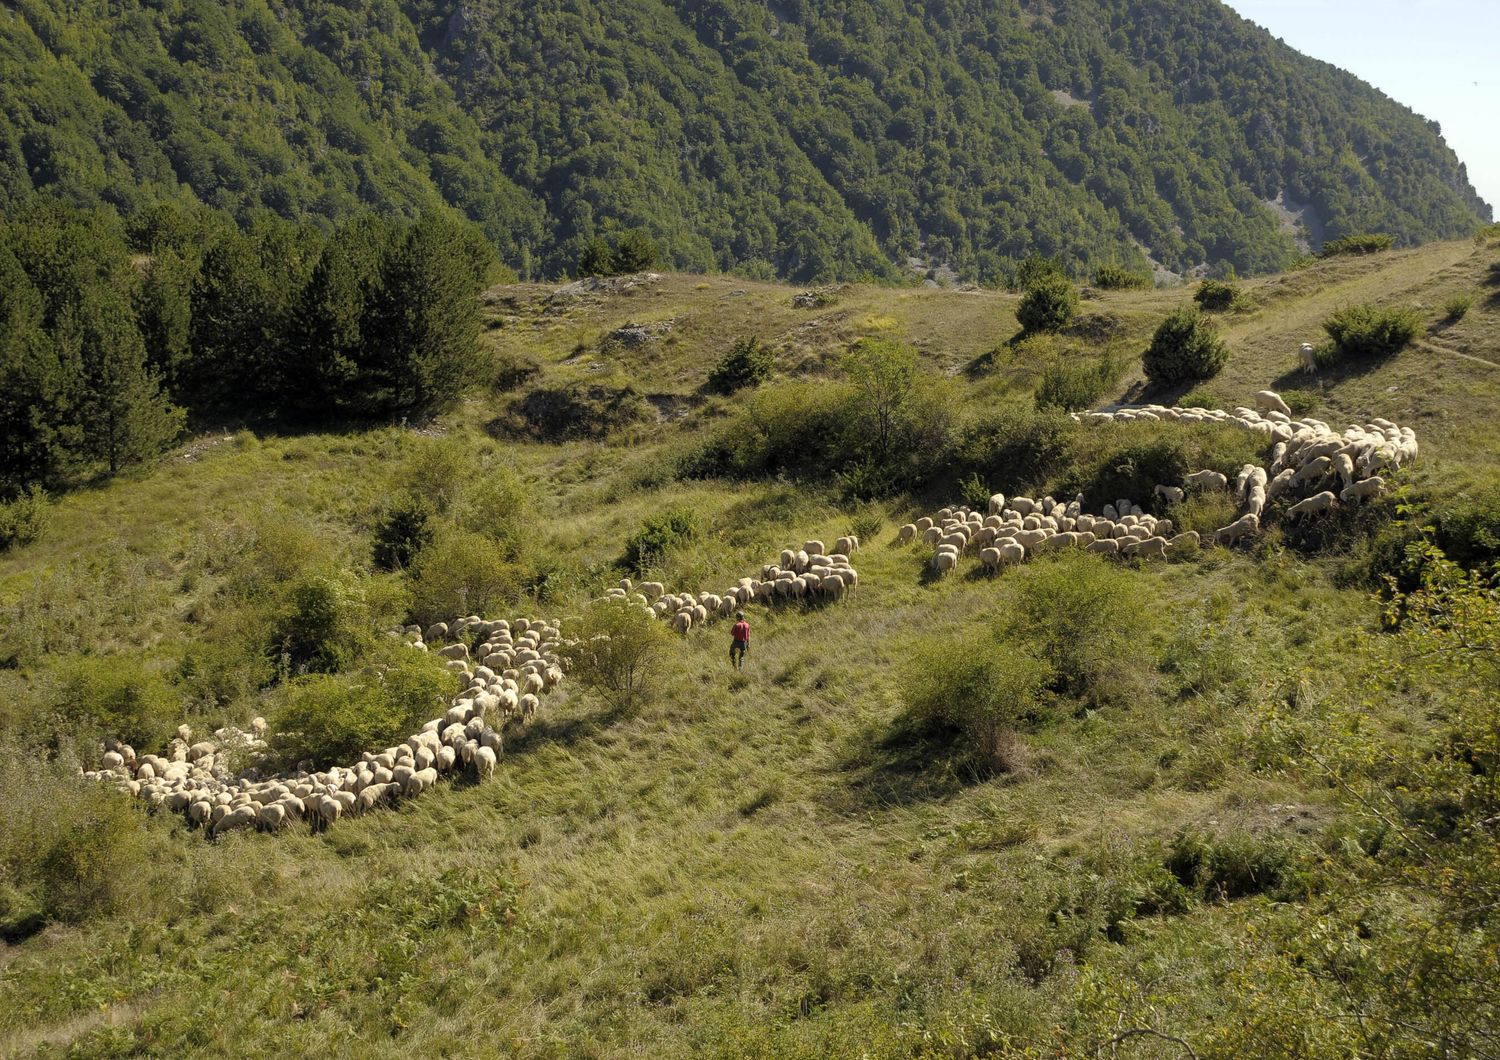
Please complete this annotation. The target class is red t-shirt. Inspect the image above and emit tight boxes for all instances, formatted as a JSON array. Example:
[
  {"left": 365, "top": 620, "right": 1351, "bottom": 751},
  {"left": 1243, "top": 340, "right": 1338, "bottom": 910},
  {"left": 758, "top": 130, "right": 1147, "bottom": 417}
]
[{"left": 731, "top": 620, "right": 750, "bottom": 644}]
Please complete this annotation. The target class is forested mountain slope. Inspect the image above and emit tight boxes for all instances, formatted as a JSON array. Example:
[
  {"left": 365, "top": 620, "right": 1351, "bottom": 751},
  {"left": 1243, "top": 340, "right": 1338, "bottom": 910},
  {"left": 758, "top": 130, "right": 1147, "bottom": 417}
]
[{"left": 1, "top": 0, "right": 1490, "bottom": 281}]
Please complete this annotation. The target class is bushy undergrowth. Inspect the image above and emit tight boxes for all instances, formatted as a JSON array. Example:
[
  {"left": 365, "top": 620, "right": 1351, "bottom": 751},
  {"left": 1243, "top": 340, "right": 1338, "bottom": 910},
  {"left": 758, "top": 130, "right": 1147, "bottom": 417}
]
[
  {"left": 707, "top": 336, "right": 775, "bottom": 393},
  {"left": 1193, "top": 278, "right": 1246, "bottom": 312},
  {"left": 1142, "top": 307, "right": 1229, "bottom": 386},
  {"left": 1034, "top": 354, "right": 1123, "bottom": 411},
  {"left": 562, "top": 599, "right": 671, "bottom": 710},
  {"left": 901, "top": 630, "right": 1051, "bottom": 769},
  {"left": 1092, "top": 264, "right": 1152, "bottom": 290},
  {"left": 408, "top": 530, "right": 528, "bottom": 627},
  {"left": 499, "top": 382, "right": 653, "bottom": 441},
  {"left": 1321, "top": 302, "right": 1421, "bottom": 360},
  {"left": 1016, "top": 274, "right": 1079, "bottom": 333},
  {"left": 53, "top": 655, "right": 182, "bottom": 750},
  {"left": 1002, "top": 554, "right": 1153, "bottom": 706},
  {"left": 269, "top": 643, "right": 450, "bottom": 768},
  {"left": 623, "top": 508, "right": 702, "bottom": 574},
  {"left": 0, "top": 486, "right": 51, "bottom": 552},
  {"left": 1320, "top": 232, "right": 1394, "bottom": 257},
  {"left": 0, "top": 746, "right": 162, "bottom": 936}
]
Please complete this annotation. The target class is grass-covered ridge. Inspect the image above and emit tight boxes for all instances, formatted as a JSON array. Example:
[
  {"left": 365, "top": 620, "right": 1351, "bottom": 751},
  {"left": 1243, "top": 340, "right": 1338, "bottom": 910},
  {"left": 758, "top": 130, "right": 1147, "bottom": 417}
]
[{"left": 1, "top": 238, "right": 1499, "bottom": 1055}]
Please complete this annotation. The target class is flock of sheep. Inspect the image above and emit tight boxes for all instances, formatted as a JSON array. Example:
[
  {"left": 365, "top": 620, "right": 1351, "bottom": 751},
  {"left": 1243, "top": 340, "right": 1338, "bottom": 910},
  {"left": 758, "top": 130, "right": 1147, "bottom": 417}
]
[
  {"left": 83, "top": 617, "right": 567, "bottom": 836},
  {"left": 604, "top": 536, "right": 861, "bottom": 634},
  {"left": 899, "top": 389, "right": 1415, "bottom": 574},
  {"left": 85, "top": 386, "right": 1415, "bottom": 837}
]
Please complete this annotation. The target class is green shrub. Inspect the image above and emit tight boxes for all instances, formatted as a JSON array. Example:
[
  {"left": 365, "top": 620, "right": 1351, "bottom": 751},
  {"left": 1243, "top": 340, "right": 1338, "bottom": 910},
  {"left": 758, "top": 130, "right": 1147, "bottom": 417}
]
[
  {"left": 901, "top": 630, "right": 1051, "bottom": 768},
  {"left": 624, "top": 508, "right": 702, "bottom": 574},
  {"left": 56, "top": 656, "right": 181, "bottom": 749},
  {"left": 1320, "top": 232, "right": 1394, "bottom": 257},
  {"left": 952, "top": 406, "right": 1078, "bottom": 493},
  {"left": 409, "top": 530, "right": 527, "bottom": 626},
  {"left": 846, "top": 508, "right": 885, "bottom": 544},
  {"left": 1142, "top": 307, "right": 1229, "bottom": 386},
  {"left": 1003, "top": 553, "right": 1151, "bottom": 705},
  {"left": 562, "top": 599, "right": 671, "bottom": 710},
  {"left": 455, "top": 467, "right": 530, "bottom": 559},
  {"left": 611, "top": 228, "right": 658, "bottom": 273},
  {"left": 0, "top": 487, "right": 51, "bottom": 552},
  {"left": 1193, "top": 278, "right": 1246, "bottom": 312},
  {"left": 959, "top": 472, "right": 992, "bottom": 511},
  {"left": 687, "top": 380, "right": 855, "bottom": 481},
  {"left": 707, "top": 336, "right": 775, "bottom": 393},
  {"left": 1016, "top": 274, "right": 1079, "bottom": 333},
  {"left": 1278, "top": 389, "right": 1319, "bottom": 416},
  {"left": 1077, "top": 437, "right": 1188, "bottom": 509},
  {"left": 1437, "top": 488, "right": 1500, "bottom": 570},
  {"left": 270, "top": 645, "right": 450, "bottom": 768},
  {"left": 1093, "top": 264, "right": 1151, "bottom": 290},
  {"left": 1177, "top": 386, "right": 1228, "bottom": 410},
  {"left": 1442, "top": 293, "right": 1472, "bottom": 322},
  {"left": 1165, "top": 828, "right": 1290, "bottom": 901},
  {"left": 372, "top": 491, "right": 435, "bottom": 571},
  {"left": 1322, "top": 303, "right": 1421, "bottom": 359},
  {"left": 0, "top": 747, "right": 161, "bottom": 931},
  {"left": 502, "top": 382, "right": 653, "bottom": 441},
  {"left": 492, "top": 348, "right": 541, "bottom": 391},
  {"left": 1012, "top": 253, "right": 1066, "bottom": 293},
  {"left": 1034, "top": 354, "right": 1122, "bottom": 411},
  {"left": 277, "top": 570, "right": 375, "bottom": 674}
]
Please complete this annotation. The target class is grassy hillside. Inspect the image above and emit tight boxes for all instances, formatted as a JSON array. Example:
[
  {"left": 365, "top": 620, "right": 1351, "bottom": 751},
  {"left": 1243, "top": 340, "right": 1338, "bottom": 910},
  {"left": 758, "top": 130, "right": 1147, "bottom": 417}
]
[{"left": 1, "top": 238, "right": 1498, "bottom": 1056}]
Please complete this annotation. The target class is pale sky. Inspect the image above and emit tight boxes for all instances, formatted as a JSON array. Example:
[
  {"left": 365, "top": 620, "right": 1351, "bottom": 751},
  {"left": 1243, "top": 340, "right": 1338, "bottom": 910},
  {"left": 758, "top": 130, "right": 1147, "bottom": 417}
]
[{"left": 1227, "top": 0, "right": 1499, "bottom": 216}]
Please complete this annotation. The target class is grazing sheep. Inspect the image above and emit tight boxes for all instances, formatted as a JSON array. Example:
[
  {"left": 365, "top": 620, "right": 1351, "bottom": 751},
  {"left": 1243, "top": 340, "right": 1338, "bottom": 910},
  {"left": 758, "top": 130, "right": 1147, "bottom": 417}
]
[
  {"left": 1153, "top": 484, "right": 1185, "bottom": 505},
  {"left": 1287, "top": 491, "right": 1337, "bottom": 521},
  {"left": 1299, "top": 342, "right": 1318, "bottom": 372},
  {"left": 1255, "top": 390, "right": 1292, "bottom": 416},
  {"left": 1184, "top": 470, "right": 1229, "bottom": 492},
  {"left": 1340, "top": 476, "right": 1385, "bottom": 504},
  {"left": 1085, "top": 538, "right": 1119, "bottom": 556},
  {"left": 1214, "top": 512, "right": 1260, "bottom": 545},
  {"left": 1123, "top": 536, "right": 1168, "bottom": 560}
]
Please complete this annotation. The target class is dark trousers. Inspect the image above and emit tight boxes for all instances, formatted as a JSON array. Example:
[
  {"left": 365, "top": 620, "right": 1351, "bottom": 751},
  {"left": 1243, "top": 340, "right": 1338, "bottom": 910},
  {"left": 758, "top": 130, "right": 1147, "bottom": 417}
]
[{"left": 730, "top": 640, "right": 747, "bottom": 668}]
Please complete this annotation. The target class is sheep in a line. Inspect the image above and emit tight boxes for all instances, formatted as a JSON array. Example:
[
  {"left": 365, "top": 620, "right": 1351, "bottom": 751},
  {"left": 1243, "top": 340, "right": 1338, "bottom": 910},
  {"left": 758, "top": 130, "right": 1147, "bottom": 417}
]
[{"left": 88, "top": 615, "right": 569, "bottom": 837}]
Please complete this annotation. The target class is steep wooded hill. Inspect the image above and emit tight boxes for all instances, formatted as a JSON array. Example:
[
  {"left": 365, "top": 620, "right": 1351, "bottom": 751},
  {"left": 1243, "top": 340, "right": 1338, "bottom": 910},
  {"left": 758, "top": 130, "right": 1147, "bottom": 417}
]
[{"left": 0, "top": 0, "right": 1490, "bottom": 280}]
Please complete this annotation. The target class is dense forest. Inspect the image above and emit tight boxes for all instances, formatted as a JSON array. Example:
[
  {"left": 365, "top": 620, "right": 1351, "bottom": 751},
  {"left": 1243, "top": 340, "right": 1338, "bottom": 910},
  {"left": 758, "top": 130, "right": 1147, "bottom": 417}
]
[
  {"left": 0, "top": 0, "right": 1490, "bottom": 282},
  {"left": 0, "top": 199, "right": 496, "bottom": 499}
]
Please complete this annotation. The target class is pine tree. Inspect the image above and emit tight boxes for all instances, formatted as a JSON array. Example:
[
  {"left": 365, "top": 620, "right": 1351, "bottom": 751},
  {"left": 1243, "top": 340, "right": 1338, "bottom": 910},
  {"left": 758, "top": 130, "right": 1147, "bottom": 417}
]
[
  {"left": 0, "top": 247, "right": 74, "bottom": 495},
  {"left": 187, "top": 232, "right": 274, "bottom": 416},
  {"left": 134, "top": 248, "right": 194, "bottom": 394},
  {"left": 68, "top": 287, "right": 185, "bottom": 474},
  {"left": 368, "top": 215, "right": 485, "bottom": 418}
]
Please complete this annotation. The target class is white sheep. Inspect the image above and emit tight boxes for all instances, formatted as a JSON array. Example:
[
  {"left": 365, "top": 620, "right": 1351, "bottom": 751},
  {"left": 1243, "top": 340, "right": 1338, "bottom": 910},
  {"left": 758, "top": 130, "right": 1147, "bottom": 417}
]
[
  {"left": 1340, "top": 476, "right": 1385, "bottom": 504},
  {"left": 1299, "top": 342, "right": 1317, "bottom": 372},
  {"left": 1184, "top": 470, "right": 1229, "bottom": 492},
  {"left": 1214, "top": 512, "right": 1260, "bottom": 545},
  {"left": 1255, "top": 390, "right": 1292, "bottom": 416},
  {"left": 1153, "top": 484, "right": 1184, "bottom": 505},
  {"left": 1287, "top": 491, "right": 1337, "bottom": 520}
]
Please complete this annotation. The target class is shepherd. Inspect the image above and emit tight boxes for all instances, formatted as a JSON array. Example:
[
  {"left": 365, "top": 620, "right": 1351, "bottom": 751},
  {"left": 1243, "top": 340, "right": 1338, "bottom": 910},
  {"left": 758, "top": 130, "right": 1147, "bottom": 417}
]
[{"left": 729, "top": 611, "right": 750, "bottom": 670}]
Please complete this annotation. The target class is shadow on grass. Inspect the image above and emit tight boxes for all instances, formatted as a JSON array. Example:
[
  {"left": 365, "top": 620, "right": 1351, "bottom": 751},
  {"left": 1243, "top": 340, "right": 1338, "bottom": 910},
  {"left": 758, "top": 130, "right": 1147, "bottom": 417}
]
[{"left": 831, "top": 712, "right": 996, "bottom": 811}]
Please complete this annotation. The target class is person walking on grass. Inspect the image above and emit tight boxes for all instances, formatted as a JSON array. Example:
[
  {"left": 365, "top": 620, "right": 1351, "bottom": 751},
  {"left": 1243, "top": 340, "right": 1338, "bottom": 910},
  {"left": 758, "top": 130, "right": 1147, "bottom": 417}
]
[{"left": 729, "top": 611, "right": 750, "bottom": 670}]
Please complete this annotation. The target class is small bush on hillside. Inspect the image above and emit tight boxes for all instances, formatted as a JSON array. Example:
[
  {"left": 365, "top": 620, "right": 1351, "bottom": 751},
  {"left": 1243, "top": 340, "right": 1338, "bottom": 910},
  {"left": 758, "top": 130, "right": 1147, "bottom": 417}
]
[
  {"left": 408, "top": 530, "right": 526, "bottom": 627},
  {"left": 846, "top": 508, "right": 885, "bottom": 544},
  {"left": 901, "top": 631, "right": 1051, "bottom": 769},
  {"left": 455, "top": 468, "right": 529, "bottom": 559},
  {"left": 959, "top": 472, "right": 992, "bottom": 511},
  {"left": 56, "top": 656, "right": 181, "bottom": 749},
  {"left": 1034, "top": 354, "right": 1123, "bottom": 411},
  {"left": 1077, "top": 437, "right": 1188, "bottom": 510},
  {"left": 951, "top": 407, "right": 1078, "bottom": 493},
  {"left": 1193, "top": 278, "right": 1246, "bottom": 312},
  {"left": 1178, "top": 387, "right": 1228, "bottom": 410},
  {"left": 563, "top": 599, "right": 671, "bottom": 710},
  {"left": 1278, "top": 389, "right": 1319, "bottom": 416},
  {"left": 1003, "top": 553, "right": 1151, "bottom": 706},
  {"left": 1442, "top": 294, "right": 1472, "bottom": 323},
  {"left": 270, "top": 645, "right": 449, "bottom": 769},
  {"left": 1016, "top": 274, "right": 1079, "bottom": 333},
  {"left": 493, "top": 349, "right": 541, "bottom": 391},
  {"left": 1165, "top": 828, "right": 1291, "bottom": 901},
  {"left": 372, "top": 492, "right": 435, "bottom": 571},
  {"left": 1143, "top": 307, "right": 1229, "bottom": 386},
  {"left": 277, "top": 570, "right": 375, "bottom": 674},
  {"left": 1012, "top": 253, "right": 1066, "bottom": 293},
  {"left": 707, "top": 336, "right": 775, "bottom": 393},
  {"left": 0, "top": 487, "right": 50, "bottom": 552},
  {"left": 686, "top": 380, "right": 855, "bottom": 480},
  {"left": 1093, "top": 264, "right": 1151, "bottom": 290},
  {"left": 624, "top": 508, "right": 702, "bottom": 574},
  {"left": 1320, "top": 232, "right": 1394, "bottom": 257},
  {"left": 0, "top": 747, "right": 160, "bottom": 932},
  {"left": 504, "top": 383, "right": 653, "bottom": 441},
  {"left": 1322, "top": 303, "right": 1421, "bottom": 359},
  {"left": 1437, "top": 488, "right": 1500, "bottom": 570}
]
